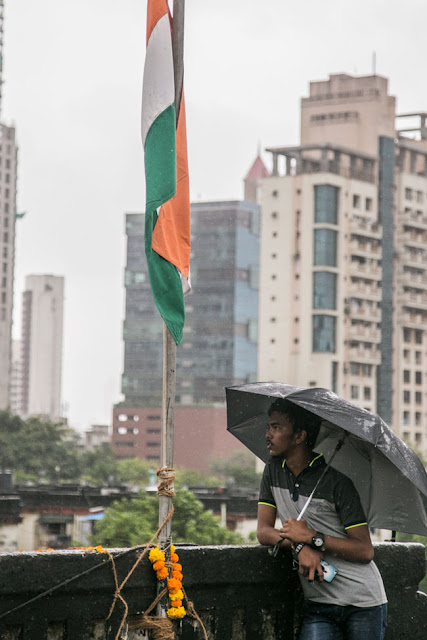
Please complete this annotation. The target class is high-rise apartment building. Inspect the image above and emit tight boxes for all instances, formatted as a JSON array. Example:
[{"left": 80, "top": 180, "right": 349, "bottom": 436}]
[
  {"left": 0, "top": 123, "right": 18, "bottom": 409},
  {"left": 257, "top": 73, "right": 427, "bottom": 455},
  {"left": 121, "top": 201, "right": 259, "bottom": 407},
  {"left": 20, "top": 275, "right": 64, "bottom": 421}
]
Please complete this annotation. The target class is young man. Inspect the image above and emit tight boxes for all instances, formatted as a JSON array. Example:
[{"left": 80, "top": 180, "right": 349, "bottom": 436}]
[{"left": 257, "top": 398, "right": 387, "bottom": 640}]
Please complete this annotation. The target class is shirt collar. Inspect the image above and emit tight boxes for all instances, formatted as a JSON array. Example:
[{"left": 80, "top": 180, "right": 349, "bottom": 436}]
[{"left": 281, "top": 452, "right": 325, "bottom": 470}]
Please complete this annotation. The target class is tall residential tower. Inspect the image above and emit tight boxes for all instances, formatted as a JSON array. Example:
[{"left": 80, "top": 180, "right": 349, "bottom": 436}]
[
  {"left": 257, "top": 73, "right": 427, "bottom": 455},
  {"left": 20, "top": 275, "right": 64, "bottom": 421},
  {"left": 0, "top": 1, "right": 19, "bottom": 409}
]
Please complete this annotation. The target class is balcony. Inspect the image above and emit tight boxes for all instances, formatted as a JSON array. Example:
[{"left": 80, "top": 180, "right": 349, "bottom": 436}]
[
  {"left": 402, "top": 251, "right": 427, "bottom": 269},
  {"left": 348, "top": 282, "right": 382, "bottom": 302},
  {"left": 349, "top": 346, "right": 381, "bottom": 364},
  {"left": 399, "top": 310, "right": 427, "bottom": 327},
  {"left": 400, "top": 208, "right": 427, "bottom": 230},
  {"left": 399, "top": 292, "right": 427, "bottom": 311},
  {"left": 349, "top": 324, "right": 381, "bottom": 342},
  {"left": 349, "top": 305, "right": 381, "bottom": 322},
  {"left": 349, "top": 261, "right": 382, "bottom": 280},
  {"left": 349, "top": 240, "right": 381, "bottom": 259},
  {"left": 399, "top": 270, "right": 427, "bottom": 288},
  {"left": 0, "top": 544, "right": 424, "bottom": 639},
  {"left": 349, "top": 218, "right": 382, "bottom": 239},
  {"left": 400, "top": 230, "right": 427, "bottom": 249}
]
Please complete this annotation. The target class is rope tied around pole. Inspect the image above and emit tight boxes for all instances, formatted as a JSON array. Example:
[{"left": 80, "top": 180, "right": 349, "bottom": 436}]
[
  {"left": 106, "top": 505, "right": 175, "bottom": 639},
  {"left": 157, "top": 467, "right": 176, "bottom": 497}
]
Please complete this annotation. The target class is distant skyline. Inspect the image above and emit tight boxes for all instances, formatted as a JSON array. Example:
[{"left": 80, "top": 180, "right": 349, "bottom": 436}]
[{"left": 3, "top": 0, "right": 427, "bottom": 429}]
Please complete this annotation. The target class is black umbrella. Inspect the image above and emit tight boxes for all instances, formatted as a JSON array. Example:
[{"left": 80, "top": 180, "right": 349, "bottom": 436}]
[{"left": 226, "top": 382, "right": 427, "bottom": 536}]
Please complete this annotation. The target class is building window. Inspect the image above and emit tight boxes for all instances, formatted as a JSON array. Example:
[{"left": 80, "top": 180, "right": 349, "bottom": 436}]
[
  {"left": 415, "top": 371, "right": 422, "bottom": 385},
  {"left": 351, "top": 385, "right": 359, "bottom": 399},
  {"left": 403, "top": 370, "right": 410, "bottom": 383},
  {"left": 361, "top": 364, "right": 372, "bottom": 376},
  {"left": 415, "top": 330, "right": 423, "bottom": 344},
  {"left": 405, "top": 188, "right": 413, "bottom": 200},
  {"left": 415, "top": 433, "right": 422, "bottom": 446},
  {"left": 350, "top": 363, "right": 360, "bottom": 375},
  {"left": 365, "top": 197, "right": 373, "bottom": 211},
  {"left": 364, "top": 386, "right": 371, "bottom": 400},
  {"left": 415, "top": 391, "right": 422, "bottom": 404},
  {"left": 415, "top": 412, "right": 421, "bottom": 425},
  {"left": 403, "top": 411, "right": 409, "bottom": 424},
  {"left": 313, "top": 271, "right": 337, "bottom": 309},
  {"left": 403, "top": 328, "right": 411, "bottom": 343},
  {"left": 415, "top": 351, "right": 422, "bottom": 364},
  {"left": 314, "top": 229, "right": 337, "bottom": 266},
  {"left": 403, "top": 390, "right": 410, "bottom": 403},
  {"left": 314, "top": 185, "right": 339, "bottom": 224},
  {"left": 352, "top": 194, "right": 361, "bottom": 208},
  {"left": 313, "top": 315, "right": 336, "bottom": 352}
]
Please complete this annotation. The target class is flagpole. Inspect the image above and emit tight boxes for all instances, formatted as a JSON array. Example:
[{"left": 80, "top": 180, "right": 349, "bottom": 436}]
[{"left": 157, "top": 0, "right": 185, "bottom": 550}]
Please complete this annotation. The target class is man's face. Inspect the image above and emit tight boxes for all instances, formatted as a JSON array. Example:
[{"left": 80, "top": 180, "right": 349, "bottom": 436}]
[{"left": 266, "top": 411, "right": 299, "bottom": 458}]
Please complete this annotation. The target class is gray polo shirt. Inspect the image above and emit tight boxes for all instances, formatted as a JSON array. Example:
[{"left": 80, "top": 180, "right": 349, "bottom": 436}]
[{"left": 259, "top": 454, "right": 387, "bottom": 607}]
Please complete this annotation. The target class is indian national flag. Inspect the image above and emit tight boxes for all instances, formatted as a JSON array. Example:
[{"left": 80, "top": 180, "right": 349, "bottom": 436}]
[{"left": 141, "top": 0, "right": 190, "bottom": 345}]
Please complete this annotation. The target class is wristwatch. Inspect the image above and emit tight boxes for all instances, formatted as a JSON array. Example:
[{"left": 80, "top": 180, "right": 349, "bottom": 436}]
[{"left": 311, "top": 532, "right": 325, "bottom": 551}]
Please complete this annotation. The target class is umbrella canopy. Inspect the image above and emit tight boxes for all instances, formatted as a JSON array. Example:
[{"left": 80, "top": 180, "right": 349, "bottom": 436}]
[{"left": 226, "top": 382, "right": 427, "bottom": 536}]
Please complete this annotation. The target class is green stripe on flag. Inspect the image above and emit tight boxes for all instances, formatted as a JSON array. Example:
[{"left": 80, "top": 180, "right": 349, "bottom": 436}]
[
  {"left": 145, "top": 105, "right": 176, "bottom": 211},
  {"left": 145, "top": 209, "right": 185, "bottom": 345},
  {"left": 144, "top": 104, "right": 184, "bottom": 345}
]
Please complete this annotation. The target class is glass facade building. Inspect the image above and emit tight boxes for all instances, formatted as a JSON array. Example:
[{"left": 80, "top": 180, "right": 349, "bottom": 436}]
[{"left": 121, "top": 201, "right": 259, "bottom": 407}]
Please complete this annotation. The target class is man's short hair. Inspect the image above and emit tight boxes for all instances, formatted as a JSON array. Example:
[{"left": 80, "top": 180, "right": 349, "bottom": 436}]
[{"left": 268, "top": 398, "right": 321, "bottom": 449}]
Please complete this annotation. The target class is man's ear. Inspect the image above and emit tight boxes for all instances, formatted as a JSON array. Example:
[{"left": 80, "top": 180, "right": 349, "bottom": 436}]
[{"left": 295, "top": 429, "right": 307, "bottom": 445}]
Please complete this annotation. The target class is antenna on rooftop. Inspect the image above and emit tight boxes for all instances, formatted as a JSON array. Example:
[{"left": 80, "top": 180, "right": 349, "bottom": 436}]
[
  {"left": 372, "top": 51, "right": 377, "bottom": 76},
  {"left": 0, "top": 0, "right": 4, "bottom": 119}
]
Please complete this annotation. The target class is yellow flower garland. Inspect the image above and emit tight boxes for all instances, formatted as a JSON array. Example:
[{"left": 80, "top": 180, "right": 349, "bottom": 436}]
[{"left": 148, "top": 544, "right": 186, "bottom": 619}]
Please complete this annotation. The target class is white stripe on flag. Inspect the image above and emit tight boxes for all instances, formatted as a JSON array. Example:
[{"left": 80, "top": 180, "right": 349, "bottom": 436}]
[{"left": 141, "top": 12, "right": 175, "bottom": 147}]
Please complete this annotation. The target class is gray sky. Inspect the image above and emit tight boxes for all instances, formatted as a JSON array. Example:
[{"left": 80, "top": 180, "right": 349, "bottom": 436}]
[{"left": 4, "top": 0, "right": 427, "bottom": 429}]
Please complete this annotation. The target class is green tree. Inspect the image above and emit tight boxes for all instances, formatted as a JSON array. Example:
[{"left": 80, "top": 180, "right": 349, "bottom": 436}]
[
  {"left": 175, "top": 468, "right": 221, "bottom": 489},
  {"left": 94, "top": 488, "right": 244, "bottom": 547},
  {"left": 0, "top": 410, "right": 81, "bottom": 483},
  {"left": 211, "top": 450, "right": 261, "bottom": 488},
  {"left": 80, "top": 444, "right": 118, "bottom": 485},
  {"left": 116, "top": 457, "right": 153, "bottom": 486}
]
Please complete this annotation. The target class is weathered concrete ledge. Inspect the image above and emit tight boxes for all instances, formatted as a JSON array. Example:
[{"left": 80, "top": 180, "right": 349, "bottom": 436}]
[{"left": 0, "top": 542, "right": 424, "bottom": 639}]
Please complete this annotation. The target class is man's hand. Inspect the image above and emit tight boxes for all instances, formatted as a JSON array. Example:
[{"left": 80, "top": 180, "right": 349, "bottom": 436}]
[
  {"left": 297, "top": 545, "right": 324, "bottom": 582},
  {"left": 279, "top": 518, "right": 315, "bottom": 544}
]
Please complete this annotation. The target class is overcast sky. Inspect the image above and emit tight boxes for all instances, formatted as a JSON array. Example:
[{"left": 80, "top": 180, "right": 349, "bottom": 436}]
[{"left": 4, "top": 0, "right": 427, "bottom": 430}]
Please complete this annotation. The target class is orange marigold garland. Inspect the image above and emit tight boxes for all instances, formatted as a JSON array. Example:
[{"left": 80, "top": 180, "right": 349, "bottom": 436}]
[{"left": 148, "top": 544, "right": 186, "bottom": 619}]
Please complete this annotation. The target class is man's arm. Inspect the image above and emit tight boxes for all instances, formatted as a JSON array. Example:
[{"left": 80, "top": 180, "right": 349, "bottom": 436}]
[
  {"left": 258, "top": 505, "right": 324, "bottom": 581},
  {"left": 280, "top": 518, "right": 374, "bottom": 564},
  {"left": 257, "top": 503, "right": 292, "bottom": 548}
]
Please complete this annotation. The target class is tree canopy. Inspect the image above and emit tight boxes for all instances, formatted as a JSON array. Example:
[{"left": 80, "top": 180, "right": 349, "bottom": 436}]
[
  {"left": 94, "top": 488, "right": 244, "bottom": 547},
  {"left": 0, "top": 410, "right": 82, "bottom": 483},
  {"left": 211, "top": 450, "right": 261, "bottom": 489}
]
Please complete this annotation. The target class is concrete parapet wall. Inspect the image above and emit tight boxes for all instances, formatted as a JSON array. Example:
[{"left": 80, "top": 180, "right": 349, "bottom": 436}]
[{"left": 0, "top": 542, "right": 424, "bottom": 639}]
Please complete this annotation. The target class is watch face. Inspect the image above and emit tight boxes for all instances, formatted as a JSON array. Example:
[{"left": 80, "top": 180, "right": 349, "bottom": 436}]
[{"left": 313, "top": 535, "right": 323, "bottom": 547}]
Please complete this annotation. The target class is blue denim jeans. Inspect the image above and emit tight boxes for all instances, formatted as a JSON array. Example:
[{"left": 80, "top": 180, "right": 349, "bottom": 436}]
[{"left": 299, "top": 601, "right": 387, "bottom": 640}]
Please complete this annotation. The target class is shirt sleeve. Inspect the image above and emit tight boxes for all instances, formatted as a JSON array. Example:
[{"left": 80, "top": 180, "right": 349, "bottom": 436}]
[
  {"left": 258, "top": 461, "right": 276, "bottom": 509},
  {"left": 333, "top": 473, "right": 368, "bottom": 530}
]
